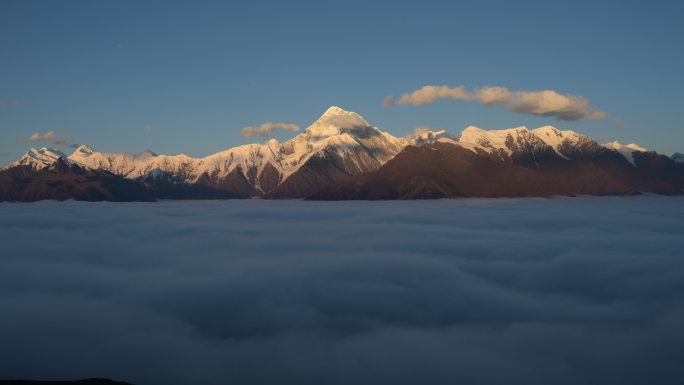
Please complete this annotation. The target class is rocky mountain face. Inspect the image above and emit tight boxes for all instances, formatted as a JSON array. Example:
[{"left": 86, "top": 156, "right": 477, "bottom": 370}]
[
  {"left": 2, "top": 106, "right": 682, "bottom": 202},
  {"left": 0, "top": 157, "right": 154, "bottom": 202},
  {"left": 136, "top": 170, "right": 240, "bottom": 200},
  {"left": 310, "top": 129, "right": 684, "bottom": 200}
]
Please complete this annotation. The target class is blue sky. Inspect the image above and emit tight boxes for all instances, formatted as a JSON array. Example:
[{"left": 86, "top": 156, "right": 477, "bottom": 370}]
[{"left": 1, "top": 0, "right": 682, "bottom": 162}]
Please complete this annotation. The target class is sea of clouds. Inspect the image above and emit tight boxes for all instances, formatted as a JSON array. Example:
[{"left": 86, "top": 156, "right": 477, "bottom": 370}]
[{"left": 1, "top": 197, "right": 683, "bottom": 385}]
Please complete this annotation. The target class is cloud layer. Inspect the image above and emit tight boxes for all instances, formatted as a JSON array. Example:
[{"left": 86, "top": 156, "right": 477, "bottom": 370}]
[
  {"left": 241, "top": 122, "right": 300, "bottom": 137},
  {"left": 0, "top": 197, "right": 682, "bottom": 385},
  {"left": 385, "top": 85, "right": 605, "bottom": 121}
]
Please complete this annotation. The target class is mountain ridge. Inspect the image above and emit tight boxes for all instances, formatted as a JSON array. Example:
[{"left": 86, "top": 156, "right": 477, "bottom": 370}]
[
  {"left": 2, "top": 106, "right": 682, "bottom": 201},
  {"left": 64, "top": 106, "right": 411, "bottom": 198},
  {"left": 310, "top": 140, "right": 684, "bottom": 200}
]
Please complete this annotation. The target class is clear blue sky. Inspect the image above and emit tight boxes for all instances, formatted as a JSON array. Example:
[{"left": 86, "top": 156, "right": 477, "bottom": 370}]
[{"left": 1, "top": 0, "right": 683, "bottom": 162}]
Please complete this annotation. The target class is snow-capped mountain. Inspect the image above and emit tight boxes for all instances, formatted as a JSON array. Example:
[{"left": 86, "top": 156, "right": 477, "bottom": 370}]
[
  {"left": 603, "top": 140, "right": 648, "bottom": 165},
  {"left": 312, "top": 138, "right": 684, "bottom": 200},
  {"left": 3, "top": 106, "right": 681, "bottom": 202},
  {"left": 68, "top": 106, "right": 415, "bottom": 197},
  {"left": 68, "top": 107, "right": 654, "bottom": 198},
  {"left": 672, "top": 152, "right": 684, "bottom": 164},
  {"left": 448, "top": 125, "right": 602, "bottom": 159},
  {"left": 429, "top": 124, "right": 653, "bottom": 167},
  {"left": 5, "top": 147, "right": 69, "bottom": 171},
  {"left": 0, "top": 156, "right": 153, "bottom": 202}
]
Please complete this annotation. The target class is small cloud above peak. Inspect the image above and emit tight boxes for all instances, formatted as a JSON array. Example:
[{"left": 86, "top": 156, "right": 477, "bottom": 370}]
[
  {"left": 28, "top": 131, "right": 55, "bottom": 142},
  {"left": 241, "top": 122, "right": 300, "bottom": 138},
  {"left": 406, "top": 127, "right": 451, "bottom": 145},
  {"left": 24, "top": 131, "right": 74, "bottom": 148},
  {"left": 405, "top": 126, "right": 445, "bottom": 140},
  {"left": 307, "top": 107, "right": 371, "bottom": 138},
  {"left": 73, "top": 144, "right": 95, "bottom": 154}
]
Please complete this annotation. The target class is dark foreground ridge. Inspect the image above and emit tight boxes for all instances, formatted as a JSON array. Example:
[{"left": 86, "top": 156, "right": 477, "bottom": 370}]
[{"left": 0, "top": 379, "right": 133, "bottom": 385}]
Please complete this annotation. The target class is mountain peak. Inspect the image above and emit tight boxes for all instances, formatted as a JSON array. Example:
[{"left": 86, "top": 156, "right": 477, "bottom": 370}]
[
  {"left": 316, "top": 106, "right": 367, "bottom": 123},
  {"left": 8, "top": 147, "right": 67, "bottom": 170},
  {"left": 307, "top": 106, "right": 371, "bottom": 139},
  {"left": 321, "top": 106, "right": 350, "bottom": 117},
  {"left": 460, "top": 125, "right": 486, "bottom": 134},
  {"left": 140, "top": 150, "right": 157, "bottom": 157},
  {"left": 74, "top": 144, "right": 95, "bottom": 154},
  {"left": 30, "top": 147, "right": 66, "bottom": 159},
  {"left": 532, "top": 125, "right": 561, "bottom": 134},
  {"left": 605, "top": 140, "right": 647, "bottom": 152}
]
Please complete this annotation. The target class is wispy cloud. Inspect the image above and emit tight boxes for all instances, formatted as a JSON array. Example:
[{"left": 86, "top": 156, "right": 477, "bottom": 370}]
[
  {"left": 25, "top": 131, "right": 73, "bottom": 147},
  {"left": 385, "top": 86, "right": 469, "bottom": 107},
  {"left": 385, "top": 85, "right": 605, "bottom": 121},
  {"left": 27, "top": 131, "right": 56, "bottom": 142},
  {"left": 241, "top": 122, "right": 300, "bottom": 137},
  {"left": 144, "top": 125, "right": 153, "bottom": 133},
  {"left": 405, "top": 126, "right": 439, "bottom": 140},
  {"left": 53, "top": 138, "right": 71, "bottom": 147}
]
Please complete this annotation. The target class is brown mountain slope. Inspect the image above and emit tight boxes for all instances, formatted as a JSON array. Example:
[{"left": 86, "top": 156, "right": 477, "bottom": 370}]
[
  {"left": 309, "top": 142, "right": 684, "bottom": 200},
  {"left": 0, "top": 159, "right": 154, "bottom": 202},
  {"left": 267, "top": 149, "right": 368, "bottom": 199}
]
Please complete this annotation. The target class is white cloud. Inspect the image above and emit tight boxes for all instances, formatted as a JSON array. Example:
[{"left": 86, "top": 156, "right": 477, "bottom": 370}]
[
  {"left": 405, "top": 126, "right": 437, "bottom": 140},
  {"left": 385, "top": 85, "right": 470, "bottom": 106},
  {"left": 25, "top": 131, "right": 73, "bottom": 147},
  {"left": 386, "top": 85, "right": 606, "bottom": 121},
  {"left": 241, "top": 122, "right": 300, "bottom": 137},
  {"left": 28, "top": 131, "right": 55, "bottom": 142}
]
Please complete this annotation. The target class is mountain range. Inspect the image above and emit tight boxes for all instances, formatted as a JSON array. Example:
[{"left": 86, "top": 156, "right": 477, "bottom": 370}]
[{"left": 2, "top": 106, "right": 683, "bottom": 201}]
